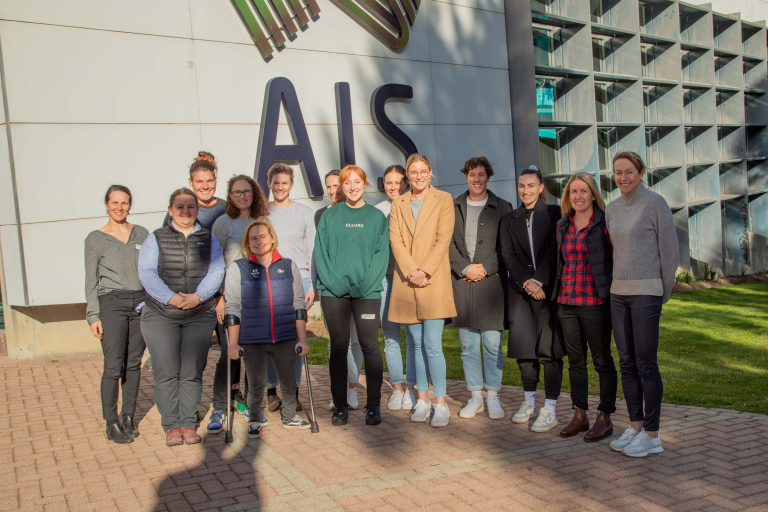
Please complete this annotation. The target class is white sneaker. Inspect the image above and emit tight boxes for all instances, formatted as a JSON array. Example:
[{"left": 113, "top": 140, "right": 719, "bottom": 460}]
[
  {"left": 410, "top": 399, "right": 431, "bottom": 422},
  {"left": 486, "top": 395, "right": 505, "bottom": 420},
  {"left": 402, "top": 390, "right": 415, "bottom": 411},
  {"left": 387, "top": 390, "right": 404, "bottom": 410},
  {"left": 531, "top": 408, "right": 558, "bottom": 432},
  {"left": 431, "top": 404, "right": 450, "bottom": 427},
  {"left": 621, "top": 430, "right": 663, "bottom": 458},
  {"left": 459, "top": 395, "right": 485, "bottom": 419},
  {"left": 609, "top": 426, "right": 641, "bottom": 452},
  {"left": 511, "top": 402, "right": 536, "bottom": 423},
  {"left": 347, "top": 388, "right": 359, "bottom": 410}
]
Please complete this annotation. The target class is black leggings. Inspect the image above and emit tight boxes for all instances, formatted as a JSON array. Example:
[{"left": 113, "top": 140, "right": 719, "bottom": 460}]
[
  {"left": 517, "top": 359, "right": 563, "bottom": 400},
  {"left": 322, "top": 296, "right": 383, "bottom": 409},
  {"left": 611, "top": 294, "right": 663, "bottom": 431},
  {"left": 98, "top": 291, "right": 146, "bottom": 423}
]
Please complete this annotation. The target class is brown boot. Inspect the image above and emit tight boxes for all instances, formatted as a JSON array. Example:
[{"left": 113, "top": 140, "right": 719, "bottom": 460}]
[
  {"left": 559, "top": 408, "right": 589, "bottom": 437},
  {"left": 180, "top": 427, "right": 202, "bottom": 445},
  {"left": 584, "top": 412, "right": 613, "bottom": 442}
]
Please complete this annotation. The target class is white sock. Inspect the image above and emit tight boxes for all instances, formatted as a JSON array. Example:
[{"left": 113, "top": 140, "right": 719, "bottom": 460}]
[
  {"left": 524, "top": 391, "right": 536, "bottom": 407},
  {"left": 486, "top": 391, "right": 498, "bottom": 400},
  {"left": 544, "top": 399, "right": 557, "bottom": 414},
  {"left": 471, "top": 390, "right": 483, "bottom": 400}
]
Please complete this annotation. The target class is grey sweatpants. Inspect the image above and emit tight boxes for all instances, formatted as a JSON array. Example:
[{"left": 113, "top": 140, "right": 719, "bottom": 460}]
[
  {"left": 242, "top": 339, "right": 298, "bottom": 424},
  {"left": 141, "top": 306, "right": 216, "bottom": 431}
]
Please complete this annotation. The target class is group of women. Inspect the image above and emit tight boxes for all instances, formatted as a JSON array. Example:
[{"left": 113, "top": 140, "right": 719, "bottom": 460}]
[{"left": 85, "top": 148, "right": 678, "bottom": 458}]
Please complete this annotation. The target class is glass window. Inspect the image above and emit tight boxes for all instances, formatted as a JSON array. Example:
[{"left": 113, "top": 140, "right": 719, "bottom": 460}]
[
  {"left": 533, "top": 27, "right": 554, "bottom": 67},
  {"left": 595, "top": 82, "right": 609, "bottom": 122},
  {"left": 536, "top": 77, "right": 557, "bottom": 122},
  {"left": 539, "top": 128, "right": 565, "bottom": 174},
  {"left": 598, "top": 128, "right": 617, "bottom": 171}
]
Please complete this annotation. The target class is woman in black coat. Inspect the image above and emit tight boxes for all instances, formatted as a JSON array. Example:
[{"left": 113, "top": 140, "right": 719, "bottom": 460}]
[
  {"left": 500, "top": 165, "right": 563, "bottom": 433},
  {"left": 448, "top": 157, "right": 513, "bottom": 421}
]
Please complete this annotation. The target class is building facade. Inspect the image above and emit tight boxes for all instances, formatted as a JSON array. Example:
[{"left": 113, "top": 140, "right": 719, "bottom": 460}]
[{"left": 0, "top": 0, "right": 766, "bottom": 357}]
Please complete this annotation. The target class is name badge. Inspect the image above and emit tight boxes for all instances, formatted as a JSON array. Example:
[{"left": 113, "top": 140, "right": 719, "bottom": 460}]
[
  {"left": 361, "top": 314, "right": 376, "bottom": 320},
  {"left": 135, "top": 244, "right": 142, "bottom": 250}
]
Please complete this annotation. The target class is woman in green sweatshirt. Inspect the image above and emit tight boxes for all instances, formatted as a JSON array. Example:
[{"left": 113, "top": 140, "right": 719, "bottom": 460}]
[{"left": 314, "top": 165, "right": 390, "bottom": 427}]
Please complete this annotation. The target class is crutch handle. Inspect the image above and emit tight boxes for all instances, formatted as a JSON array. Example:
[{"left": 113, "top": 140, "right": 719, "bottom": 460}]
[{"left": 239, "top": 349, "right": 243, "bottom": 357}]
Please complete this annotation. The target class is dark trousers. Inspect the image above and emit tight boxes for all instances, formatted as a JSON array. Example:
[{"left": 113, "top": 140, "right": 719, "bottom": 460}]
[
  {"left": 322, "top": 296, "right": 383, "bottom": 409},
  {"left": 610, "top": 294, "right": 664, "bottom": 431},
  {"left": 558, "top": 303, "right": 617, "bottom": 413},
  {"left": 99, "top": 291, "right": 146, "bottom": 423},
  {"left": 212, "top": 321, "right": 244, "bottom": 411},
  {"left": 241, "top": 340, "right": 298, "bottom": 424},
  {"left": 141, "top": 306, "right": 216, "bottom": 431},
  {"left": 517, "top": 359, "right": 563, "bottom": 400}
]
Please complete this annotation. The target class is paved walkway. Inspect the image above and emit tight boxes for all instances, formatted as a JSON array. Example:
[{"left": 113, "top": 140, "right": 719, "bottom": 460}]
[{"left": 2, "top": 350, "right": 768, "bottom": 512}]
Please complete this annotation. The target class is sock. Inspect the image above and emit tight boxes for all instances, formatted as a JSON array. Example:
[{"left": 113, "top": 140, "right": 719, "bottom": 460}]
[
  {"left": 524, "top": 391, "right": 536, "bottom": 407},
  {"left": 296, "top": 388, "right": 299, "bottom": 398},
  {"left": 486, "top": 391, "right": 498, "bottom": 400},
  {"left": 471, "top": 390, "right": 483, "bottom": 400},
  {"left": 267, "top": 388, "right": 277, "bottom": 397},
  {"left": 544, "top": 399, "right": 557, "bottom": 414}
]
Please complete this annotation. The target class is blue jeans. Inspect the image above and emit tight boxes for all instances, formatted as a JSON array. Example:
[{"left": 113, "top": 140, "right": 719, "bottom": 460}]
[
  {"left": 380, "top": 274, "right": 416, "bottom": 386},
  {"left": 457, "top": 328, "right": 504, "bottom": 392},
  {"left": 266, "top": 278, "right": 311, "bottom": 387},
  {"left": 406, "top": 319, "right": 446, "bottom": 398}
]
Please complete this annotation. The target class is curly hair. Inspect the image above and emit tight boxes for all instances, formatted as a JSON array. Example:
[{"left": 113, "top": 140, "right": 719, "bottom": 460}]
[
  {"left": 224, "top": 174, "right": 269, "bottom": 219},
  {"left": 460, "top": 156, "right": 494, "bottom": 177}
]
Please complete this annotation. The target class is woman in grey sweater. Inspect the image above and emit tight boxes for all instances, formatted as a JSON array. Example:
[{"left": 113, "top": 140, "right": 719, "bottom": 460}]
[
  {"left": 605, "top": 151, "right": 679, "bottom": 458},
  {"left": 207, "top": 174, "right": 269, "bottom": 434},
  {"left": 84, "top": 185, "right": 148, "bottom": 444}
]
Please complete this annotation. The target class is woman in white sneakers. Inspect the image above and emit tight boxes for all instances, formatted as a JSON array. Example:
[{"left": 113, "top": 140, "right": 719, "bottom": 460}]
[
  {"left": 500, "top": 165, "right": 564, "bottom": 433},
  {"left": 389, "top": 154, "right": 456, "bottom": 427}
]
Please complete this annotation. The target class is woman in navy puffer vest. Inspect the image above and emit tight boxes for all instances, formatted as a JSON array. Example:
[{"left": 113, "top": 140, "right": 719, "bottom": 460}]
[{"left": 224, "top": 218, "right": 310, "bottom": 438}]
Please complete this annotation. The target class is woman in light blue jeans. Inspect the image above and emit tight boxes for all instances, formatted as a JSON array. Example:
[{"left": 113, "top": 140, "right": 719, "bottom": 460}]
[{"left": 376, "top": 165, "right": 422, "bottom": 411}]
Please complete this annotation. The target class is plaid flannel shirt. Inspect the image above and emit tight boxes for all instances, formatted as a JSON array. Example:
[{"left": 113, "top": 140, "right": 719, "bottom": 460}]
[{"left": 557, "top": 212, "right": 611, "bottom": 306}]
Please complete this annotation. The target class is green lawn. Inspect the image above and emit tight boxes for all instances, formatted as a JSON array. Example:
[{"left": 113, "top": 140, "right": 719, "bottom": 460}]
[{"left": 308, "top": 282, "right": 768, "bottom": 414}]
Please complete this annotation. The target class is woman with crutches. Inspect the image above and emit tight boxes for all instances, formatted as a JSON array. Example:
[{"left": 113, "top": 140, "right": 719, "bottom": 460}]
[{"left": 224, "top": 218, "right": 311, "bottom": 438}]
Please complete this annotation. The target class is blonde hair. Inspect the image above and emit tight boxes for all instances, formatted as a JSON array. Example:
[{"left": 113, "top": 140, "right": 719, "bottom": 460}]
[
  {"left": 405, "top": 153, "right": 434, "bottom": 184},
  {"left": 561, "top": 173, "right": 605, "bottom": 214},
  {"left": 338, "top": 165, "right": 371, "bottom": 189},
  {"left": 241, "top": 218, "right": 278, "bottom": 257}
]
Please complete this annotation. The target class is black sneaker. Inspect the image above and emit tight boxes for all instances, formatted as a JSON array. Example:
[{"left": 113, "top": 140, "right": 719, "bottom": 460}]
[
  {"left": 332, "top": 405, "right": 349, "bottom": 426},
  {"left": 248, "top": 422, "right": 263, "bottom": 439},
  {"left": 282, "top": 415, "right": 311, "bottom": 430},
  {"left": 365, "top": 405, "right": 381, "bottom": 426}
]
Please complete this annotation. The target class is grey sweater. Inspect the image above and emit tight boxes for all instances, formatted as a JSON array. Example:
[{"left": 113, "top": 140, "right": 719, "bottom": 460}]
[
  {"left": 212, "top": 215, "right": 254, "bottom": 269},
  {"left": 267, "top": 202, "right": 315, "bottom": 281},
  {"left": 605, "top": 184, "right": 679, "bottom": 303}
]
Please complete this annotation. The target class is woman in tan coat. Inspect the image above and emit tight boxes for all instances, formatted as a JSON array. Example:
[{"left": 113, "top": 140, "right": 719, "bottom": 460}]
[{"left": 389, "top": 154, "right": 456, "bottom": 427}]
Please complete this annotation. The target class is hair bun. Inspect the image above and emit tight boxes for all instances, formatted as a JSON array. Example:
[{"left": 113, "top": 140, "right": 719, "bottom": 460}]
[{"left": 194, "top": 151, "right": 217, "bottom": 169}]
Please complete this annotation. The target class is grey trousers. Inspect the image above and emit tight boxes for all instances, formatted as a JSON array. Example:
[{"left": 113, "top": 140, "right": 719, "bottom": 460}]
[
  {"left": 141, "top": 306, "right": 216, "bottom": 431},
  {"left": 242, "top": 340, "right": 298, "bottom": 424}
]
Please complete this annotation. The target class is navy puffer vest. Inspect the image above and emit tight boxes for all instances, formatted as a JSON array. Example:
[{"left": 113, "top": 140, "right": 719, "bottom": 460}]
[
  {"left": 236, "top": 255, "right": 297, "bottom": 344},
  {"left": 552, "top": 208, "right": 613, "bottom": 301},
  {"left": 145, "top": 223, "right": 214, "bottom": 319}
]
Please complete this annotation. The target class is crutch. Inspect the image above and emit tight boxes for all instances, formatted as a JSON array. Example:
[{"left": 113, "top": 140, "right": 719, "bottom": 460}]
[
  {"left": 223, "top": 314, "right": 241, "bottom": 444},
  {"left": 299, "top": 346, "right": 320, "bottom": 433}
]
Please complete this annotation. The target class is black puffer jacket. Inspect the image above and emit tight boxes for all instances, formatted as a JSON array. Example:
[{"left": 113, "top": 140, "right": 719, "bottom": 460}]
[
  {"left": 552, "top": 208, "right": 613, "bottom": 302},
  {"left": 145, "top": 223, "right": 214, "bottom": 319}
]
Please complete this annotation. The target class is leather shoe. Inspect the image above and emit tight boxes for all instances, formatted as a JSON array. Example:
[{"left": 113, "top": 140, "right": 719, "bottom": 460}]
[
  {"left": 332, "top": 405, "right": 349, "bottom": 426},
  {"left": 268, "top": 394, "right": 282, "bottom": 412},
  {"left": 584, "top": 412, "right": 613, "bottom": 442},
  {"left": 560, "top": 408, "right": 589, "bottom": 437},
  {"left": 106, "top": 422, "right": 133, "bottom": 444},
  {"left": 122, "top": 414, "right": 140, "bottom": 438},
  {"left": 180, "top": 427, "right": 202, "bottom": 445},
  {"left": 165, "top": 428, "right": 183, "bottom": 446}
]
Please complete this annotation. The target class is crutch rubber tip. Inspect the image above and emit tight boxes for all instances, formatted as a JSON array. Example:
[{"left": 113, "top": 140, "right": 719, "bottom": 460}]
[{"left": 224, "top": 431, "right": 233, "bottom": 444}]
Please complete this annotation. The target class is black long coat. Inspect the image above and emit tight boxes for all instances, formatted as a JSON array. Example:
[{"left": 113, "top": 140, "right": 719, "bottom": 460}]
[
  {"left": 448, "top": 190, "right": 513, "bottom": 330},
  {"left": 499, "top": 199, "right": 564, "bottom": 361}
]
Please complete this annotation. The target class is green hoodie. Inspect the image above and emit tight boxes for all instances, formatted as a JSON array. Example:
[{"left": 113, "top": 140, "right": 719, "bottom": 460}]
[{"left": 314, "top": 202, "right": 389, "bottom": 299}]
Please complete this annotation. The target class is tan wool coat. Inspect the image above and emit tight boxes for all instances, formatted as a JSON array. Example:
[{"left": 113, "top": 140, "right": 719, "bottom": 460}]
[{"left": 388, "top": 186, "right": 457, "bottom": 324}]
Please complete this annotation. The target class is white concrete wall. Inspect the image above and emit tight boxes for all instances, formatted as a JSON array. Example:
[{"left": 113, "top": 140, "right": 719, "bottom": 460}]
[{"left": 0, "top": 0, "right": 515, "bottom": 308}]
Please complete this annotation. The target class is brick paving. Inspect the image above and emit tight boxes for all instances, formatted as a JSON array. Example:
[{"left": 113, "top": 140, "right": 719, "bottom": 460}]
[{"left": 2, "top": 349, "right": 768, "bottom": 512}]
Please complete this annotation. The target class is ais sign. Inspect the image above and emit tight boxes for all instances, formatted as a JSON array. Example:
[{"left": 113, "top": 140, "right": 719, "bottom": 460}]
[
  {"left": 255, "top": 77, "right": 418, "bottom": 197},
  {"left": 232, "top": 0, "right": 420, "bottom": 58}
]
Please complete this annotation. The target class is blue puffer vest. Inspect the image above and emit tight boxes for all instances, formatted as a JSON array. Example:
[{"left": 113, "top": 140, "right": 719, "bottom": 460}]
[{"left": 236, "top": 253, "right": 297, "bottom": 344}]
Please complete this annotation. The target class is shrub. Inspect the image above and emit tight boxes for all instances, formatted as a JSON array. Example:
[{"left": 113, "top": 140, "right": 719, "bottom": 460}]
[
  {"left": 676, "top": 268, "right": 694, "bottom": 284},
  {"left": 699, "top": 264, "right": 721, "bottom": 281}
]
